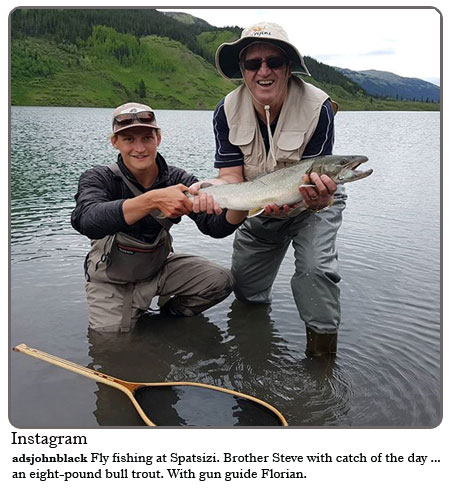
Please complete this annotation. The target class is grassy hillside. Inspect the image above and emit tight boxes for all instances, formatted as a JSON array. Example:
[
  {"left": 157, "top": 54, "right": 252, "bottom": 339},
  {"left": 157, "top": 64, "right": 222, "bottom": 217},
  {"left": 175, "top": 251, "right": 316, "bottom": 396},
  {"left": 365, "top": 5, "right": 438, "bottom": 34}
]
[
  {"left": 196, "top": 30, "right": 239, "bottom": 56},
  {"left": 11, "top": 27, "right": 236, "bottom": 109}
]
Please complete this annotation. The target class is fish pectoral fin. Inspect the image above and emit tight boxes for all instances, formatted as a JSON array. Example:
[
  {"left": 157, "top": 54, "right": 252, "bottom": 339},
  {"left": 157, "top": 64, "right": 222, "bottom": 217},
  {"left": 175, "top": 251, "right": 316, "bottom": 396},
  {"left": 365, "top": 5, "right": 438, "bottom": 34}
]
[{"left": 247, "top": 207, "right": 266, "bottom": 218}]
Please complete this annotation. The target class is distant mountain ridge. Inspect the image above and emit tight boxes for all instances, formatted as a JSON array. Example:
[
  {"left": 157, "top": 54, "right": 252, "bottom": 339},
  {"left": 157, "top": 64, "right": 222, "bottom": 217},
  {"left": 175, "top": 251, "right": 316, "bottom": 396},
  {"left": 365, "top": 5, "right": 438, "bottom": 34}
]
[
  {"left": 334, "top": 67, "right": 440, "bottom": 102},
  {"left": 163, "top": 11, "right": 214, "bottom": 28}
]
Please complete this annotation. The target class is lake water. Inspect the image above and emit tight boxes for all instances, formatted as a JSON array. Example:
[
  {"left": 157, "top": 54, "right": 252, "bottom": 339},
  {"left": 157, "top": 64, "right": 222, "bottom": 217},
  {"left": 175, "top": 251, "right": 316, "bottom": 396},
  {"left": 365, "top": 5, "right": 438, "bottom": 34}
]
[{"left": 9, "top": 107, "right": 441, "bottom": 428}]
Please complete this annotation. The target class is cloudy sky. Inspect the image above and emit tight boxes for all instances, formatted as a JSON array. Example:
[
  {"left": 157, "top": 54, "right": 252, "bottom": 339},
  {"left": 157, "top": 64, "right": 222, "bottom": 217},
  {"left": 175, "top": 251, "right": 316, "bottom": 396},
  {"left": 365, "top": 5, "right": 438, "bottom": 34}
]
[{"left": 160, "top": 7, "right": 441, "bottom": 86}]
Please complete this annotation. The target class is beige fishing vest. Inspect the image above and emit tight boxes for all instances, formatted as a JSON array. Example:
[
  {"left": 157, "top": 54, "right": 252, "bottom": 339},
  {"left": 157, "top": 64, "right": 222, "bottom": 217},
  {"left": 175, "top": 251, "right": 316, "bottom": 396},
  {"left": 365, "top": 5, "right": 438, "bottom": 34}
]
[{"left": 224, "top": 77, "right": 331, "bottom": 181}]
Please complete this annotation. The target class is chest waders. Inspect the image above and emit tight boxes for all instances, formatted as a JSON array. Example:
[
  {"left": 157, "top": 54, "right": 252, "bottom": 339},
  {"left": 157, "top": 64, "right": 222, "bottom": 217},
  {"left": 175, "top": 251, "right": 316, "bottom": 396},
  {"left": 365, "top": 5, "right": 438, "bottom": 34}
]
[{"left": 85, "top": 163, "right": 173, "bottom": 332}]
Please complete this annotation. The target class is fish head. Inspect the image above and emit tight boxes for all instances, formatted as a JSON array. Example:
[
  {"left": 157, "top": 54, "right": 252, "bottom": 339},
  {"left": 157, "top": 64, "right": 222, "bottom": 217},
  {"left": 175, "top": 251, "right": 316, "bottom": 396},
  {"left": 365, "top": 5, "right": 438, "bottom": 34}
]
[{"left": 307, "top": 155, "right": 373, "bottom": 183}]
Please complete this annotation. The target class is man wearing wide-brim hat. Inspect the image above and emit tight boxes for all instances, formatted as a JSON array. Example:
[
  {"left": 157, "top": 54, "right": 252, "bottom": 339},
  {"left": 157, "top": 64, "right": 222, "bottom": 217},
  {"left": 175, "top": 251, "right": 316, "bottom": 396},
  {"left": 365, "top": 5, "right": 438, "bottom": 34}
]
[{"left": 193, "top": 22, "right": 346, "bottom": 357}]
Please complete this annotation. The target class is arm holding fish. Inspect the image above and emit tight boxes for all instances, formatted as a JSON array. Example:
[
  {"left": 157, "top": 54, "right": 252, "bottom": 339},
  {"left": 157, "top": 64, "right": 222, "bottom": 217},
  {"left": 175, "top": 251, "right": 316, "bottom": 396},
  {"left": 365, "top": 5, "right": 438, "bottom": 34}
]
[
  {"left": 188, "top": 178, "right": 225, "bottom": 215},
  {"left": 71, "top": 168, "right": 193, "bottom": 239},
  {"left": 300, "top": 172, "right": 337, "bottom": 211},
  {"left": 189, "top": 166, "right": 248, "bottom": 224},
  {"left": 163, "top": 167, "right": 244, "bottom": 236},
  {"left": 122, "top": 184, "right": 193, "bottom": 224},
  {"left": 297, "top": 99, "right": 337, "bottom": 212}
]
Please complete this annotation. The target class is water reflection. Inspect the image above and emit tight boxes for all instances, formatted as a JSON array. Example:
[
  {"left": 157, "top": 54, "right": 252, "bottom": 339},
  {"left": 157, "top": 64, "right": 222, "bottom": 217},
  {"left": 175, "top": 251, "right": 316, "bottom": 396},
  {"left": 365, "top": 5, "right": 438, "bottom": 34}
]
[
  {"left": 224, "top": 300, "right": 352, "bottom": 426},
  {"left": 88, "top": 315, "right": 229, "bottom": 426},
  {"left": 88, "top": 314, "right": 286, "bottom": 427},
  {"left": 87, "top": 302, "right": 352, "bottom": 427}
]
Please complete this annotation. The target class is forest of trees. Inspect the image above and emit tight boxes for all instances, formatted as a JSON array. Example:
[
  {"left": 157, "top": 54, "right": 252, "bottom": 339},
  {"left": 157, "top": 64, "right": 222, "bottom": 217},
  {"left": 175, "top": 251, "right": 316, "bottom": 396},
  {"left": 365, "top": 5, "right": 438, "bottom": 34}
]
[
  {"left": 10, "top": 9, "right": 363, "bottom": 92},
  {"left": 10, "top": 8, "right": 241, "bottom": 65}
]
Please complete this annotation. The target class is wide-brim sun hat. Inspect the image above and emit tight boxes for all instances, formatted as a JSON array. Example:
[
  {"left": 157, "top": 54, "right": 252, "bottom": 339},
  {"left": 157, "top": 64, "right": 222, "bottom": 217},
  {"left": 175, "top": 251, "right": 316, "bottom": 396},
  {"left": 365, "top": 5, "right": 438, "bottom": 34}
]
[
  {"left": 215, "top": 22, "right": 311, "bottom": 80},
  {"left": 112, "top": 102, "right": 160, "bottom": 134}
]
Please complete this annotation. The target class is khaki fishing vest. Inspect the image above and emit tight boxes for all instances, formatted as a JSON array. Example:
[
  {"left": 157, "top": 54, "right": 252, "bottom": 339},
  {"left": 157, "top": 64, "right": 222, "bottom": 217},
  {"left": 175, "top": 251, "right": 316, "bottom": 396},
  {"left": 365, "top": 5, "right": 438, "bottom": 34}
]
[{"left": 224, "top": 77, "right": 332, "bottom": 181}]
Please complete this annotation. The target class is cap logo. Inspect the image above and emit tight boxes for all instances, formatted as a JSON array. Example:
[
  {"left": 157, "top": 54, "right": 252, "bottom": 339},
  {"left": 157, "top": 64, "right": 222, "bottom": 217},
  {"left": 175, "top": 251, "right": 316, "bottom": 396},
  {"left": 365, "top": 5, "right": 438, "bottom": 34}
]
[{"left": 251, "top": 27, "right": 272, "bottom": 37}]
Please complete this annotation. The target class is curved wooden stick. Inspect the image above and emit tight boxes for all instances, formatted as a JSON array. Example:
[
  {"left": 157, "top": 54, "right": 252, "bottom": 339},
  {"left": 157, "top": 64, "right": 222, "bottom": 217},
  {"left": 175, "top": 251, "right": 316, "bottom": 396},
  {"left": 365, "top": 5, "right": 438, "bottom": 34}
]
[
  {"left": 13, "top": 343, "right": 156, "bottom": 425},
  {"left": 13, "top": 344, "right": 288, "bottom": 426}
]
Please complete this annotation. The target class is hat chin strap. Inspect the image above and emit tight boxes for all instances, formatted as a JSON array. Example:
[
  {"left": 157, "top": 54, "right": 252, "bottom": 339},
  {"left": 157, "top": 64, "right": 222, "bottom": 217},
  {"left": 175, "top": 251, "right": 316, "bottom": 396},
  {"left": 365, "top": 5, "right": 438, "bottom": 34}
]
[{"left": 243, "top": 73, "right": 290, "bottom": 172}]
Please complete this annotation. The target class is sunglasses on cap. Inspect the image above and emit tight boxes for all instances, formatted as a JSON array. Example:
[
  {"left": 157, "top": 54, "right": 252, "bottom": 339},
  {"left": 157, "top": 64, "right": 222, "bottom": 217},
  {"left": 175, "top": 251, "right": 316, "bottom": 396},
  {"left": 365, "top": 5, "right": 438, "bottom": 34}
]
[
  {"left": 113, "top": 111, "right": 156, "bottom": 130},
  {"left": 240, "top": 56, "right": 289, "bottom": 72}
]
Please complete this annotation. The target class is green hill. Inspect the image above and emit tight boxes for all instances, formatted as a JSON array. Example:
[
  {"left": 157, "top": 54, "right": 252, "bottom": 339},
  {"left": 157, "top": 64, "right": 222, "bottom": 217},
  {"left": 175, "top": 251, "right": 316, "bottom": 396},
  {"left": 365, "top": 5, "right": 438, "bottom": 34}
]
[
  {"left": 10, "top": 8, "right": 439, "bottom": 111},
  {"left": 11, "top": 26, "right": 236, "bottom": 109}
]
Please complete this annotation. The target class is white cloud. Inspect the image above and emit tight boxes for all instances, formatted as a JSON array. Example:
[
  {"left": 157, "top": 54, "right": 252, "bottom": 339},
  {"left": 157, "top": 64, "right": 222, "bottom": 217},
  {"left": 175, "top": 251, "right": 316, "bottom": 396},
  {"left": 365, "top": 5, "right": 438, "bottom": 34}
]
[{"left": 161, "top": 7, "right": 441, "bottom": 83}]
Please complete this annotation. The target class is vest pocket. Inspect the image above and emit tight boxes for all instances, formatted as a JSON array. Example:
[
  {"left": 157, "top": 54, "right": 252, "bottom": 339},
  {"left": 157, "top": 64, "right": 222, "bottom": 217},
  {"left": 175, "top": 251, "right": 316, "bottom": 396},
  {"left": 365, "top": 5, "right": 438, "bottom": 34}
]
[
  {"left": 87, "top": 230, "right": 172, "bottom": 284},
  {"left": 229, "top": 124, "right": 255, "bottom": 147},
  {"left": 106, "top": 231, "right": 172, "bottom": 283},
  {"left": 230, "top": 125, "right": 261, "bottom": 179},
  {"left": 276, "top": 130, "right": 305, "bottom": 163}
]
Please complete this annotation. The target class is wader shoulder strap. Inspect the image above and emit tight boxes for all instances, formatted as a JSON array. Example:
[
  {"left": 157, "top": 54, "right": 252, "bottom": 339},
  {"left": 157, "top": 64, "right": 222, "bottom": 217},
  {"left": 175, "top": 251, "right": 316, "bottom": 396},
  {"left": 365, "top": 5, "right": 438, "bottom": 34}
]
[{"left": 108, "top": 163, "right": 173, "bottom": 231}]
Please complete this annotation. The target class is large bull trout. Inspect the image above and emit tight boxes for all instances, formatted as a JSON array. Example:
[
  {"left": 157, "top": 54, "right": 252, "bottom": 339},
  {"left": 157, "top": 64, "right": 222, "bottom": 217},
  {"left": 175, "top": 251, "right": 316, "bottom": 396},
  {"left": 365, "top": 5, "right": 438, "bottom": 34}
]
[{"left": 189, "top": 155, "right": 372, "bottom": 217}]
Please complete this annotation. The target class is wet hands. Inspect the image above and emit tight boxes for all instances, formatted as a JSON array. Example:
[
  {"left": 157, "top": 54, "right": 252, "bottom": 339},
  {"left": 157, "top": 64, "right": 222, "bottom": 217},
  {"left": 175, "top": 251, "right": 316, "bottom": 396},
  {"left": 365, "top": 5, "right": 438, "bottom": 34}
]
[
  {"left": 263, "top": 203, "right": 296, "bottom": 216},
  {"left": 152, "top": 184, "right": 194, "bottom": 218},
  {"left": 300, "top": 172, "right": 336, "bottom": 211},
  {"left": 188, "top": 179, "right": 226, "bottom": 215}
]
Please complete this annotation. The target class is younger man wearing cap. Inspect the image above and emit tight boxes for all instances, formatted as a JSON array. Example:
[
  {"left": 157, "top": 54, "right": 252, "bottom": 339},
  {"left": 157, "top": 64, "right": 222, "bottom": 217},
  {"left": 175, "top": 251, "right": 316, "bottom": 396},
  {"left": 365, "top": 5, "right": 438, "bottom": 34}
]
[
  {"left": 71, "top": 102, "right": 247, "bottom": 333},
  {"left": 193, "top": 22, "right": 345, "bottom": 357}
]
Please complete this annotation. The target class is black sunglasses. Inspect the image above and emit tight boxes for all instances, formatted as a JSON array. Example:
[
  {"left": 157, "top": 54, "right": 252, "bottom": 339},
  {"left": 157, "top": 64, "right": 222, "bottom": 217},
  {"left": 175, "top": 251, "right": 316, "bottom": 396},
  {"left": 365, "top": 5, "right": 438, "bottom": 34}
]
[
  {"left": 113, "top": 111, "right": 155, "bottom": 129},
  {"left": 241, "top": 56, "right": 289, "bottom": 72}
]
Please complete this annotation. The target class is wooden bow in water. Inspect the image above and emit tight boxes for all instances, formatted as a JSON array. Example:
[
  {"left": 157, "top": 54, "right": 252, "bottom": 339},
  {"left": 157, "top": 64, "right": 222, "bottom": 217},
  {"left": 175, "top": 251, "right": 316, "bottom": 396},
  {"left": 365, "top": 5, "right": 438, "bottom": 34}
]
[{"left": 13, "top": 344, "right": 288, "bottom": 427}]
